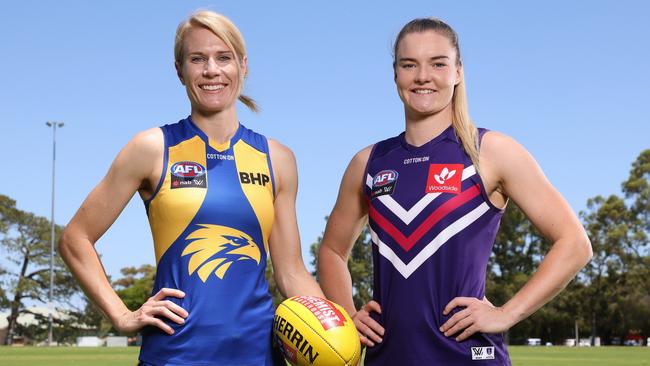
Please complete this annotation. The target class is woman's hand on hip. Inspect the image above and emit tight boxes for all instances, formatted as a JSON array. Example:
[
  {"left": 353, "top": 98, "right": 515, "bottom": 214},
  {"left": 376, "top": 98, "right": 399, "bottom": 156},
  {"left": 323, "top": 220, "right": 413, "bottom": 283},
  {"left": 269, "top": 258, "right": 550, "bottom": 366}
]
[
  {"left": 114, "top": 288, "right": 188, "bottom": 335},
  {"left": 352, "top": 300, "right": 385, "bottom": 347},
  {"left": 440, "top": 296, "right": 513, "bottom": 342}
]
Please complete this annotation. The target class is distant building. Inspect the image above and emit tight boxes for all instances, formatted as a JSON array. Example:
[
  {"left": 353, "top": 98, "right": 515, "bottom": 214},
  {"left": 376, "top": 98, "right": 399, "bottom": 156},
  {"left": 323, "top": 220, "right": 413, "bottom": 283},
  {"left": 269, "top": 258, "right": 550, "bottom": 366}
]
[
  {"left": 0, "top": 307, "right": 72, "bottom": 345},
  {"left": 526, "top": 338, "right": 542, "bottom": 346}
]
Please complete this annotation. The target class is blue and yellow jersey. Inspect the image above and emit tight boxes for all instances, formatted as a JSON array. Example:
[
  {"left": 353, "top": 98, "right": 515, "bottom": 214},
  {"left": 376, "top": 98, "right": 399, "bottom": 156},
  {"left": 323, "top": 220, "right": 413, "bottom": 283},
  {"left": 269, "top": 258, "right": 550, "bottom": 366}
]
[{"left": 139, "top": 117, "right": 279, "bottom": 366}]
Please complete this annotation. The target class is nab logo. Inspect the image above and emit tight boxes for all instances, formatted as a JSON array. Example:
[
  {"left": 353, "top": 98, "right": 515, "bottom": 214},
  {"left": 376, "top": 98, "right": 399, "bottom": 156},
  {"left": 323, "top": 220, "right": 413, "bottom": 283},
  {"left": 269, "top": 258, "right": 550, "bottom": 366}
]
[
  {"left": 239, "top": 172, "right": 270, "bottom": 186},
  {"left": 471, "top": 346, "right": 495, "bottom": 360},
  {"left": 426, "top": 164, "right": 463, "bottom": 194},
  {"left": 373, "top": 170, "right": 398, "bottom": 187},
  {"left": 171, "top": 161, "right": 205, "bottom": 178},
  {"left": 171, "top": 161, "right": 207, "bottom": 189}
]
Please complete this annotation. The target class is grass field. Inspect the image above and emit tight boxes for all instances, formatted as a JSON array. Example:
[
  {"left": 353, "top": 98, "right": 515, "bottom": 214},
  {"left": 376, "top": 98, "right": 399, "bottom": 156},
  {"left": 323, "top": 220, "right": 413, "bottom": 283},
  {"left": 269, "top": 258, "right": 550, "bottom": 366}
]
[{"left": 0, "top": 346, "right": 648, "bottom": 365}]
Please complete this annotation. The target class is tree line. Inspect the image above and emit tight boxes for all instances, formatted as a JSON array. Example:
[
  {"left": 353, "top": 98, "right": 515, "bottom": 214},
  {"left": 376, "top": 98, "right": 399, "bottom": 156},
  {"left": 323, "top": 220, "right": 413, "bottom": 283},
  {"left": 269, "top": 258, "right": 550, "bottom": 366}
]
[{"left": 1, "top": 150, "right": 647, "bottom": 345}]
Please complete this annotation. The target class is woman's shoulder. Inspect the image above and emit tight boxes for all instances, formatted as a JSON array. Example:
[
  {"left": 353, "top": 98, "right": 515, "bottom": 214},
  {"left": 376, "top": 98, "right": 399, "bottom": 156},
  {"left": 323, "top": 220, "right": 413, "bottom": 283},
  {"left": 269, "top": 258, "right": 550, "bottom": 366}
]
[
  {"left": 479, "top": 128, "right": 537, "bottom": 182},
  {"left": 127, "top": 127, "right": 164, "bottom": 156},
  {"left": 266, "top": 138, "right": 294, "bottom": 162},
  {"left": 480, "top": 129, "right": 520, "bottom": 157}
]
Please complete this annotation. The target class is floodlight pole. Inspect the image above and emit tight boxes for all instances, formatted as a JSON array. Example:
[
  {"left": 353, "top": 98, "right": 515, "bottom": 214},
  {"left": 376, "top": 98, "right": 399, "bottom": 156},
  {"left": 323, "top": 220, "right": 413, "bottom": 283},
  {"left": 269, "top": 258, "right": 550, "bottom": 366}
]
[{"left": 46, "top": 121, "right": 64, "bottom": 346}]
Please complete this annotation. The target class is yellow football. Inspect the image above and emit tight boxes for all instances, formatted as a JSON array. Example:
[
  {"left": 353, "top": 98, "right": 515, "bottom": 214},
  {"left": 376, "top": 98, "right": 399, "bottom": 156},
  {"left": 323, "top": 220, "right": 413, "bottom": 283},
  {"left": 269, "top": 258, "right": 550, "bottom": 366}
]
[{"left": 274, "top": 296, "right": 361, "bottom": 366}]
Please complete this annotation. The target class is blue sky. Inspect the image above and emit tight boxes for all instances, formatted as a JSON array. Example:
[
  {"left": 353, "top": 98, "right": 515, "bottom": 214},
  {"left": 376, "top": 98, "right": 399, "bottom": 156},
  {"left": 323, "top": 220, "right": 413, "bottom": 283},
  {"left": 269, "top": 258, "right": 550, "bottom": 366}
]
[{"left": 1, "top": 1, "right": 648, "bottom": 279}]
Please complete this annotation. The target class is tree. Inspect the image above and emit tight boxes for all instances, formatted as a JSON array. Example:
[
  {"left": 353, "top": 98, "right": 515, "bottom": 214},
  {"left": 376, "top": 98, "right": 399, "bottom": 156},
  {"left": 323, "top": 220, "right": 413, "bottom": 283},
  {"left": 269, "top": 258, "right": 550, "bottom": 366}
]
[
  {"left": 623, "top": 149, "right": 650, "bottom": 234},
  {"left": 0, "top": 267, "right": 8, "bottom": 310},
  {"left": 575, "top": 150, "right": 650, "bottom": 344},
  {"left": 310, "top": 218, "right": 373, "bottom": 310},
  {"left": 0, "top": 196, "right": 15, "bottom": 309},
  {"left": 0, "top": 194, "right": 81, "bottom": 345},
  {"left": 90, "top": 264, "right": 158, "bottom": 336},
  {"left": 485, "top": 203, "right": 557, "bottom": 344},
  {"left": 114, "top": 264, "right": 156, "bottom": 312},
  {"left": 617, "top": 149, "right": 650, "bottom": 341}
]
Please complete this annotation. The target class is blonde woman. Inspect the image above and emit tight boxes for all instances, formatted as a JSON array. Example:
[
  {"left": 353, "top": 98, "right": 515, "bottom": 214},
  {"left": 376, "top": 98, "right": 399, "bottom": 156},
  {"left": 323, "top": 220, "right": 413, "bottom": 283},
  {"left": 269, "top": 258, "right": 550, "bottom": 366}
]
[
  {"left": 318, "top": 18, "right": 592, "bottom": 365},
  {"left": 59, "top": 10, "right": 323, "bottom": 366}
]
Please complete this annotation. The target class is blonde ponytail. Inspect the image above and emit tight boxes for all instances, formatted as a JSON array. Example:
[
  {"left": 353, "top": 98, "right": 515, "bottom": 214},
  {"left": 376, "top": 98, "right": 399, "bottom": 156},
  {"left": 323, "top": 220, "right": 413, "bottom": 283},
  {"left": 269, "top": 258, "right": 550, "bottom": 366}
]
[{"left": 451, "top": 73, "right": 480, "bottom": 170}]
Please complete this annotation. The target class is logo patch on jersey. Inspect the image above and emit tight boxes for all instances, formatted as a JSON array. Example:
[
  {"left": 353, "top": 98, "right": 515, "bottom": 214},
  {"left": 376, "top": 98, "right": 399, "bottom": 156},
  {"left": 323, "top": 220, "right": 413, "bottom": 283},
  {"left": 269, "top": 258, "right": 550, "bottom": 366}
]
[
  {"left": 471, "top": 346, "right": 495, "bottom": 360},
  {"left": 426, "top": 164, "right": 463, "bottom": 194},
  {"left": 372, "top": 170, "right": 398, "bottom": 198},
  {"left": 171, "top": 161, "right": 207, "bottom": 189},
  {"left": 181, "top": 225, "right": 261, "bottom": 282},
  {"left": 403, "top": 155, "right": 430, "bottom": 165},
  {"left": 239, "top": 172, "right": 270, "bottom": 186}
]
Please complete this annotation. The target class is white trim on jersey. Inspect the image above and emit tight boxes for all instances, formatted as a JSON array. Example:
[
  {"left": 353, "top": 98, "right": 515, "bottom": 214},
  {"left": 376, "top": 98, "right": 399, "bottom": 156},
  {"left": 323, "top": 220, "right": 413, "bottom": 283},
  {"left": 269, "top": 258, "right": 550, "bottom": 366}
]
[
  {"left": 370, "top": 202, "right": 490, "bottom": 279},
  {"left": 366, "top": 165, "right": 477, "bottom": 225}
]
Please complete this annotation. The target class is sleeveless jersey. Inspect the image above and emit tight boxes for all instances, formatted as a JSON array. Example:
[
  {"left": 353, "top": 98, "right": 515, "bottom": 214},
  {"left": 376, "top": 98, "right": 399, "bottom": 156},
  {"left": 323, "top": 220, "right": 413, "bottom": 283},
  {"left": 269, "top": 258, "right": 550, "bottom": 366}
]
[
  {"left": 363, "top": 126, "right": 511, "bottom": 365},
  {"left": 139, "top": 117, "right": 280, "bottom": 366}
]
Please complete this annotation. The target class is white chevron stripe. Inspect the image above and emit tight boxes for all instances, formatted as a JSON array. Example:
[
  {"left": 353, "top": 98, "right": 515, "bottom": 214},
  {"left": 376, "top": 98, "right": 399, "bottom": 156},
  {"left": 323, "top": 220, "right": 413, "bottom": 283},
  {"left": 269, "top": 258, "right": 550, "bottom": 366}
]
[
  {"left": 370, "top": 202, "right": 490, "bottom": 279},
  {"left": 366, "top": 165, "right": 477, "bottom": 225}
]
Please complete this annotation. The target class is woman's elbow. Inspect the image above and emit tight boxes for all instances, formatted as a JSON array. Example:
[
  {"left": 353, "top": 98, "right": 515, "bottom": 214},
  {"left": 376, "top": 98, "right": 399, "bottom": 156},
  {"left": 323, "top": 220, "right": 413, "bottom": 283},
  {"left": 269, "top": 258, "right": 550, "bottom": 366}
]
[
  {"left": 57, "top": 227, "right": 72, "bottom": 257},
  {"left": 576, "top": 230, "right": 593, "bottom": 267},
  {"left": 57, "top": 226, "right": 84, "bottom": 262}
]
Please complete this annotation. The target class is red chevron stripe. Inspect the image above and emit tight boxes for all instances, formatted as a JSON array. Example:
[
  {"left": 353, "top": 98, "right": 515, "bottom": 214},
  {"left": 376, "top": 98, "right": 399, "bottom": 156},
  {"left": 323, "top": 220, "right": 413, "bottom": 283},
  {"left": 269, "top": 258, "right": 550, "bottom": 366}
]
[{"left": 369, "top": 184, "right": 481, "bottom": 252}]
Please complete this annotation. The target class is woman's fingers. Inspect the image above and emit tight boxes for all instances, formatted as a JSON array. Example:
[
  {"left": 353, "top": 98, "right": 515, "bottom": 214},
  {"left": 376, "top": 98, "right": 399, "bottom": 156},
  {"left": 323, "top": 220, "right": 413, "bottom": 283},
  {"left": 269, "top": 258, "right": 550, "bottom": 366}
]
[
  {"left": 353, "top": 301, "right": 385, "bottom": 347},
  {"left": 154, "top": 304, "right": 186, "bottom": 325},
  {"left": 161, "top": 299, "right": 189, "bottom": 319},
  {"left": 146, "top": 317, "right": 175, "bottom": 335},
  {"left": 152, "top": 288, "right": 186, "bottom": 301}
]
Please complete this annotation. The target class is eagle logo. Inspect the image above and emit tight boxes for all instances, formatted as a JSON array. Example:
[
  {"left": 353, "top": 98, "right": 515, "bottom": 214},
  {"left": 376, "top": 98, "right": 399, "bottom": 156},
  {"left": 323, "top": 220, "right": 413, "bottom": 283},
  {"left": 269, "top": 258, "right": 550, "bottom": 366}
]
[{"left": 181, "top": 224, "right": 261, "bottom": 282}]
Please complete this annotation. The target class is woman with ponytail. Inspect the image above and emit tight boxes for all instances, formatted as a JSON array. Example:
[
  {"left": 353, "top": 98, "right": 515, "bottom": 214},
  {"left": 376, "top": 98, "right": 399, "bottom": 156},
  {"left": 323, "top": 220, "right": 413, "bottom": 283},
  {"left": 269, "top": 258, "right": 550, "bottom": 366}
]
[
  {"left": 59, "top": 10, "right": 323, "bottom": 366},
  {"left": 318, "top": 18, "right": 591, "bottom": 365}
]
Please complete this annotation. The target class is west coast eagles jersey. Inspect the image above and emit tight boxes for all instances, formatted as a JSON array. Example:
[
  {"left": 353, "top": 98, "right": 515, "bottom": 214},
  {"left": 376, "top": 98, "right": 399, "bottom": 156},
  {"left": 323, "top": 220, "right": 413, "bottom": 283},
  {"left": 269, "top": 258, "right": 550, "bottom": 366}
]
[{"left": 139, "top": 117, "right": 279, "bottom": 366}]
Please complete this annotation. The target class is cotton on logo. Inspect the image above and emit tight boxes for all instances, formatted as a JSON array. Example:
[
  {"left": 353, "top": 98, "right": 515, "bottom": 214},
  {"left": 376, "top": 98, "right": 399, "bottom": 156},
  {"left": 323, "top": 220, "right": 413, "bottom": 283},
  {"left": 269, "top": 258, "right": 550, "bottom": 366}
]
[{"left": 426, "top": 164, "right": 463, "bottom": 194}]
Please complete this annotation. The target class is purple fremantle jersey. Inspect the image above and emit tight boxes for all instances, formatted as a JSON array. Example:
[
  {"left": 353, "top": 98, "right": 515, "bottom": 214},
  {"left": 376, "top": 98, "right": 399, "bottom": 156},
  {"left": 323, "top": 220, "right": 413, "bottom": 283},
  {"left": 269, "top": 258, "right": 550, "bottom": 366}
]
[{"left": 363, "top": 126, "right": 511, "bottom": 365}]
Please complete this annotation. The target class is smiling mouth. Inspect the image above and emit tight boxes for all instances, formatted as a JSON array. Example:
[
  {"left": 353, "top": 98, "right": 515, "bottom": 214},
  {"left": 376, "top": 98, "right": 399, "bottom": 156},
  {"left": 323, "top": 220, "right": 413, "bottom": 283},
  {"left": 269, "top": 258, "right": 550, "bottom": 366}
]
[
  {"left": 412, "top": 89, "right": 435, "bottom": 94},
  {"left": 200, "top": 84, "right": 226, "bottom": 91}
]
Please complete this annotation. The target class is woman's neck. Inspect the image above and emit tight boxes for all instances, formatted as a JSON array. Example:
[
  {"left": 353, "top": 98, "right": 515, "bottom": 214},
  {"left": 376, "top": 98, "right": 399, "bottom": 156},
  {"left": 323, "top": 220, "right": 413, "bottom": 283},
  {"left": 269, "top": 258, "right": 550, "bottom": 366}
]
[
  {"left": 403, "top": 104, "right": 453, "bottom": 147},
  {"left": 191, "top": 107, "right": 239, "bottom": 144}
]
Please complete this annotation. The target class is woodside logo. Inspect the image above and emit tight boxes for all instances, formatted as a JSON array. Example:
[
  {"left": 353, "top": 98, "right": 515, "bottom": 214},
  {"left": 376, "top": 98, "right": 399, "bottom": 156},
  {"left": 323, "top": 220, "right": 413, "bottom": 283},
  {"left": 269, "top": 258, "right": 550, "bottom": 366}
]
[{"left": 426, "top": 164, "right": 463, "bottom": 194}]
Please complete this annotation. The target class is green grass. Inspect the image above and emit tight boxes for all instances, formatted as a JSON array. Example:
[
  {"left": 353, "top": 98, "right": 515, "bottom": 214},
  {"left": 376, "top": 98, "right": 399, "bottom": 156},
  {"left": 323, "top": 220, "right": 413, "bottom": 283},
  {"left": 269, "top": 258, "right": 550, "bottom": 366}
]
[
  {"left": 0, "top": 345, "right": 648, "bottom": 365},
  {"left": 509, "top": 346, "right": 650, "bottom": 366},
  {"left": 0, "top": 347, "right": 140, "bottom": 366}
]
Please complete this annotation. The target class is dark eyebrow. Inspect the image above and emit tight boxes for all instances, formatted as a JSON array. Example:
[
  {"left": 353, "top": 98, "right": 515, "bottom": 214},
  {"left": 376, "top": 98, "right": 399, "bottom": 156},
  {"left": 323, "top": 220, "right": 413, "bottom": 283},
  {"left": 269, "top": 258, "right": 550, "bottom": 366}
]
[{"left": 398, "top": 55, "right": 450, "bottom": 63}]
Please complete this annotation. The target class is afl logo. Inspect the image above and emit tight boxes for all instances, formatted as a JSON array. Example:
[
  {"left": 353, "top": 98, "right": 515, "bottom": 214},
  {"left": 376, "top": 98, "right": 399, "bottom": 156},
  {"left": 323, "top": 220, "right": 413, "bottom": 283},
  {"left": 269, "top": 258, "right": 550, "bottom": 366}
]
[
  {"left": 373, "top": 170, "right": 398, "bottom": 187},
  {"left": 171, "top": 161, "right": 206, "bottom": 178}
]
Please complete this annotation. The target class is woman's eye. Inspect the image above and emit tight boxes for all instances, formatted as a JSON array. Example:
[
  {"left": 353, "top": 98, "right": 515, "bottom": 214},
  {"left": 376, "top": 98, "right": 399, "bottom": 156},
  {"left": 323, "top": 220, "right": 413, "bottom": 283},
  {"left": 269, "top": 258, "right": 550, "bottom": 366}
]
[{"left": 191, "top": 56, "right": 205, "bottom": 63}]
